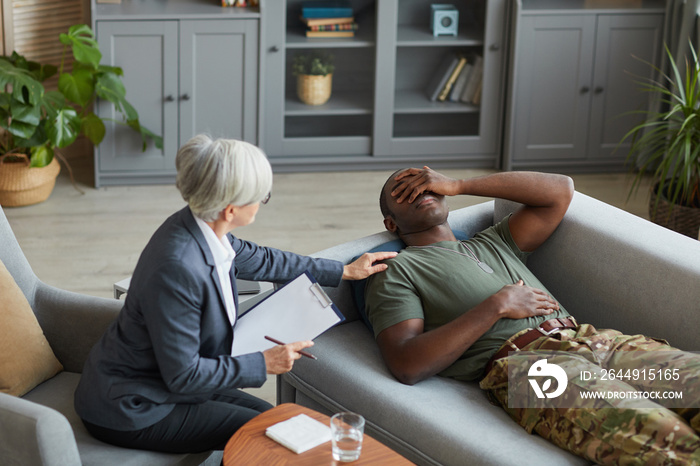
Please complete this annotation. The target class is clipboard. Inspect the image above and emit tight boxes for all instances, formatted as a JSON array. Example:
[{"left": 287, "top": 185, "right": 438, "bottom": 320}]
[{"left": 230, "top": 271, "right": 345, "bottom": 357}]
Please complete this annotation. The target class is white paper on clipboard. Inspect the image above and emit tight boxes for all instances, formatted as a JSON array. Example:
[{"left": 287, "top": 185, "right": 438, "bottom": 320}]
[{"left": 230, "top": 271, "right": 344, "bottom": 357}]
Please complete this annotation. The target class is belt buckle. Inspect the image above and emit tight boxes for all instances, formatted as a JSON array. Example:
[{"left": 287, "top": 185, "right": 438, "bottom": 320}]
[{"left": 537, "top": 323, "right": 561, "bottom": 336}]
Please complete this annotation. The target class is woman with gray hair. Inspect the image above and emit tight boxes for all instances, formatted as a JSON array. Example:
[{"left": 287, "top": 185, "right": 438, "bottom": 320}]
[{"left": 74, "top": 134, "right": 396, "bottom": 454}]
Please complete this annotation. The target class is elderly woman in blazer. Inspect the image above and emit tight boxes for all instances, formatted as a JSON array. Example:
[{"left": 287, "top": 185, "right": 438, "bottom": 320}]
[{"left": 74, "top": 135, "right": 395, "bottom": 453}]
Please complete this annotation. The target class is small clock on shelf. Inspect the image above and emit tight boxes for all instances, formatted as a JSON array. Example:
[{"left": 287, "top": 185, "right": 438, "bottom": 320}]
[{"left": 430, "top": 4, "right": 459, "bottom": 37}]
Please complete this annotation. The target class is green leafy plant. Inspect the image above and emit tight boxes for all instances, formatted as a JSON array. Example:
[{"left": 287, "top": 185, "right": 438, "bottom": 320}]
[
  {"left": 623, "top": 42, "right": 700, "bottom": 211},
  {"left": 0, "top": 24, "right": 162, "bottom": 169},
  {"left": 291, "top": 51, "right": 335, "bottom": 76}
]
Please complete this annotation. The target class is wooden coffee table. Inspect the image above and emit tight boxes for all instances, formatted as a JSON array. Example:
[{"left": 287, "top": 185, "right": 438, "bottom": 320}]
[{"left": 223, "top": 403, "right": 414, "bottom": 465}]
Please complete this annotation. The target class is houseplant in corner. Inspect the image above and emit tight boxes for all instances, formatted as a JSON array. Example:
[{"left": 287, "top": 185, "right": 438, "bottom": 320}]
[
  {"left": 292, "top": 51, "right": 335, "bottom": 106},
  {"left": 0, "top": 24, "right": 161, "bottom": 207},
  {"left": 623, "top": 42, "right": 700, "bottom": 238}
]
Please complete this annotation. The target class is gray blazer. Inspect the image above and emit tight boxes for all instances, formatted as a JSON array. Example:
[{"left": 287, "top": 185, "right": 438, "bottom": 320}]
[{"left": 74, "top": 206, "right": 343, "bottom": 431}]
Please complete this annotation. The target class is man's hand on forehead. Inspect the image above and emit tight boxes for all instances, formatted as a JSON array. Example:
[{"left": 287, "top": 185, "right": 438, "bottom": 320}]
[{"left": 391, "top": 166, "right": 461, "bottom": 203}]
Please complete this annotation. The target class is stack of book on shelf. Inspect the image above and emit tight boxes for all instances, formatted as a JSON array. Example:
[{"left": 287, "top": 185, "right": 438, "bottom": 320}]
[
  {"left": 301, "top": 1, "right": 357, "bottom": 38},
  {"left": 425, "top": 52, "right": 484, "bottom": 105}
]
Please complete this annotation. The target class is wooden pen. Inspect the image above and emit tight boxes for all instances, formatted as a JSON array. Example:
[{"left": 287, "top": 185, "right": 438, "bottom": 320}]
[{"left": 264, "top": 335, "right": 318, "bottom": 360}]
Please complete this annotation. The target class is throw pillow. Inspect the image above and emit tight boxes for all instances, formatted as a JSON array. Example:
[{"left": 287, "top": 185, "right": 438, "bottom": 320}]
[
  {"left": 350, "top": 230, "right": 470, "bottom": 332},
  {"left": 0, "top": 259, "right": 63, "bottom": 396}
]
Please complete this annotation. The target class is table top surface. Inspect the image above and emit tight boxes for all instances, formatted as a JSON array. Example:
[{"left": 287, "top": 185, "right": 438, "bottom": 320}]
[{"left": 223, "top": 403, "right": 414, "bottom": 465}]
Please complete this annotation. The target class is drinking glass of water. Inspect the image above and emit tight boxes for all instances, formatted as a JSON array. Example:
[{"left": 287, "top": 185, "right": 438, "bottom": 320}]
[{"left": 330, "top": 412, "right": 364, "bottom": 462}]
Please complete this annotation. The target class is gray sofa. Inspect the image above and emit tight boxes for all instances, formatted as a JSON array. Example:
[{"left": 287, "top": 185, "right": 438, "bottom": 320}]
[
  {"left": 278, "top": 192, "right": 700, "bottom": 466},
  {"left": 0, "top": 206, "right": 220, "bottom": 466}
]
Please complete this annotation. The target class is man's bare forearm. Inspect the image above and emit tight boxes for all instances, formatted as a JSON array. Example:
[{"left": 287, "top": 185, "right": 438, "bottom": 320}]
[
  {"left": 377, "top": 300, "right": 501, "bottom": 385},
  {"left": 456, "top": 171, "right": 573, "bottom": 209},
  {"left": 457, "top": 172, "right": 574, "bottom": 252},
  {"left": 377, "top": 281, "right": 559, "bottom": 385}
]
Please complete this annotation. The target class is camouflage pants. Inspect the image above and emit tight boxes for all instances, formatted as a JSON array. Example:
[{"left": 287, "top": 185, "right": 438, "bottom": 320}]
[{"left": 479, "top": 323, "right": 700, "bottom": 465}]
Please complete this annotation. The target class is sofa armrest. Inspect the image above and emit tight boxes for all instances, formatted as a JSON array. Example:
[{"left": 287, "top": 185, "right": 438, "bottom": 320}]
[
  {"left": 32, "top": 283, "right": 122, "bottom": 373},
  {"left": 496, "top": 192, "right": 700, "bottom": 351},
  {"left": 0, "top": 392, "right": 81, "bottom": 466}
]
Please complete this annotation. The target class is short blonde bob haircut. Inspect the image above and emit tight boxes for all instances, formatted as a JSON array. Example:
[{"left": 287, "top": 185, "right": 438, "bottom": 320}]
[{"left": 175, "top": 134, "right": 273, "bottom": 222}]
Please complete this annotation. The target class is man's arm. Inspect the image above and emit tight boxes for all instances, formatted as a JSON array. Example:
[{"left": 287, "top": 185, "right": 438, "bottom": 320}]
[
  {"left": 376, "top": 280, "right": 559, "bottom": 385},
  {"left": 391, "top": 168, "right": 574, "bottom": 252}
]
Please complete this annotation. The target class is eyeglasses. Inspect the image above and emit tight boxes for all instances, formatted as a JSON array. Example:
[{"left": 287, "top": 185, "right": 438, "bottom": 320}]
[{"left": 261, "top": 192, "right": 271, "bottom": 205}]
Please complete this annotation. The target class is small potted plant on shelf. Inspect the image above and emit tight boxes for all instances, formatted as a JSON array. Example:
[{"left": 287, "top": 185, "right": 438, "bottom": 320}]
[
  {"left": 623, "top": 42, "right": 700, "bottom": 238},
  {"left": 0, "top": 24, "right": 161, "bottom": 207},
  {"left": 292, "top": 51, "right": 335, "bottom": 106}
]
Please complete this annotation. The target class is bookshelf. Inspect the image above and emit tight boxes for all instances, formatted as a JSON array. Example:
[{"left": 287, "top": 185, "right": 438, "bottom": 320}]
[{"left": 262, "top": 0, "right": 508, "bottom": 171}]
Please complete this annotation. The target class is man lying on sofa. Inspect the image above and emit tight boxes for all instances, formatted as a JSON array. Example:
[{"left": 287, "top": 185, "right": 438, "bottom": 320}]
[{"left": 364, "top": 166, "right": 700, "bottom": 465}]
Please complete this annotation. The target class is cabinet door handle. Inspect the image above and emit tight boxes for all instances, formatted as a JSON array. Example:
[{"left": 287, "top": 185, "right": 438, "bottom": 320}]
[
  {"left": 594, "top": 87, "right": 604, "bottom": 94},
  {"left": 580, "top": 86, "right": 590, "bottom": 94},
  {"left": 489, "top": 43, "right": 500, "bottom": 51},
  {"left": 164, "top": 95, "right": 175, "bottom": 102},
  {"left": 269, "top": 46, "right": 279, "bottom": 53},
  {"left": 180, "top": 94, "right": 191, "bottom": 101}
]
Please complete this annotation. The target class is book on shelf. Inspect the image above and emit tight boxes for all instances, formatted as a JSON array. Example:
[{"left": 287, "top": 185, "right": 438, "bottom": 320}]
[
  {"left": 449, "top": 62, "right": 473, "bottom": 102},
  {"left": 472, "top": 80, "right": 483, "bottom": 106},
  {"left": 460, "top": 55, "right": 483, "bottom": 104},
  {"left": 425, "top": 53, "right": 462, "bottom": 102},
  {"left": 301, "top": 1, "right": 353, "bottom": 19},
  {"left": 301, "top": 1, "right": 356, "bottom": 38},
  {"left": 307, "top": 23, "right": 358, "bottom": 32},
  {"left": 221, "top": 0, "right": 259, "bottom": 6},
  {"left": 305, "top": 30, "right": 355, "bottom": 38},
  {"left": 301, "top": 16, "right": 355, "bottom": 27},
  {"left": 438, "top": 55, "right": 467, "bottom": 101}
]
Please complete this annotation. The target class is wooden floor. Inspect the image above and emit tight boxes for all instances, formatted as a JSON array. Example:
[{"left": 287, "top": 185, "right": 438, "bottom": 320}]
[{"left": 3, "top": 155, "right": 652, "bottom": 404}]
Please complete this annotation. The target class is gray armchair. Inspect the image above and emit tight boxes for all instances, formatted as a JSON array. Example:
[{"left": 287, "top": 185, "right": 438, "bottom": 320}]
[{"left": 0, "top": 206, "right": 219, "bottom": 466}]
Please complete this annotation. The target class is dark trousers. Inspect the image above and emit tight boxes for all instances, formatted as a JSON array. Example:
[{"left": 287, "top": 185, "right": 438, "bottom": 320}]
[{"left": 83, "top": 390, "right": 273, "bottom": 453}]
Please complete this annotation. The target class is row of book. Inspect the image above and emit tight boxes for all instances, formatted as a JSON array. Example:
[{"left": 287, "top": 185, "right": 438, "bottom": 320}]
[
  {"left": 301, "top": 1, "right": 357, "bottom": 38},
  {"left": 425, "top": 52, "right": 483, "bottom": 105},
  {"left": 221, "top": 0, "right": 259, "bottom": 6}
]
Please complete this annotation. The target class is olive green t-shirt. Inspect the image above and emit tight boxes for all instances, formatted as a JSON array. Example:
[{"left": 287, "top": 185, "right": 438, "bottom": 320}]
[{"left": 364, "top": 216, "right": 570, "bottom": 382}]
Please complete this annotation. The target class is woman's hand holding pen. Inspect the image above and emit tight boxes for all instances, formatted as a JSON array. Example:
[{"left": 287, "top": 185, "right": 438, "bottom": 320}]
[
  {"left": 263, "top": 340, "right": 314, "bottom": 374},
  {"left": 343, "top": 251, "right": 398, "bottom": 280}
]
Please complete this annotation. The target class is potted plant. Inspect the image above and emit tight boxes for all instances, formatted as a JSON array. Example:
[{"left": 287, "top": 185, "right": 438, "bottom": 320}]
[
  {"left": 623, "top": 42, "right": 700, "bottom": 238},
  {"left": 292, "top": 51, "right": 335, "bottom": 106},
  {"left": 0, "top": 24, "right": 161, "bottom": 207}
]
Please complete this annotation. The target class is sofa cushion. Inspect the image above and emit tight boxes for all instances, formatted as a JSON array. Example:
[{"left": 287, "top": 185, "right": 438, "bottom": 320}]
[{"left": 0, "top": 259, "right": 63, "bottom": 396}]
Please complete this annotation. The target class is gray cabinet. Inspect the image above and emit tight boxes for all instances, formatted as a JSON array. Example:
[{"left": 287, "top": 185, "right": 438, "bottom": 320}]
[
  {"left": 93, "top": 1, "right": 259, "bottom": 186},
  {"left": 504, "top": 0, "right": 664, "bottom": 171},
  {"left": 96, "top": 21, "right": 179, "bottom": 180},
  {"left": 262, "top": 0, "right": 508, "bottom": 171}
]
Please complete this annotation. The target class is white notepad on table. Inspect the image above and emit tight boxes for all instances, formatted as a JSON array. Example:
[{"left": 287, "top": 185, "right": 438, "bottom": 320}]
[
  {"left": 230, "top": 271, "right": 344, "bottom": 357},
  {"left": 266, "top": 414, "right": 332, "bottom": 454}
]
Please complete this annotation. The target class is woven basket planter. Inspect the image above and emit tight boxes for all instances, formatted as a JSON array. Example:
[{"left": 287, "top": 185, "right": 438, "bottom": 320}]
[
  {"left": 297, "top": 74, "right": 332, "bottom": 106},
  {"left": 649, "top": 183, "right": 700, "bottom": 239},
  {"left": 0, "top": 154, "right": 61, "bottom": 207}
]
